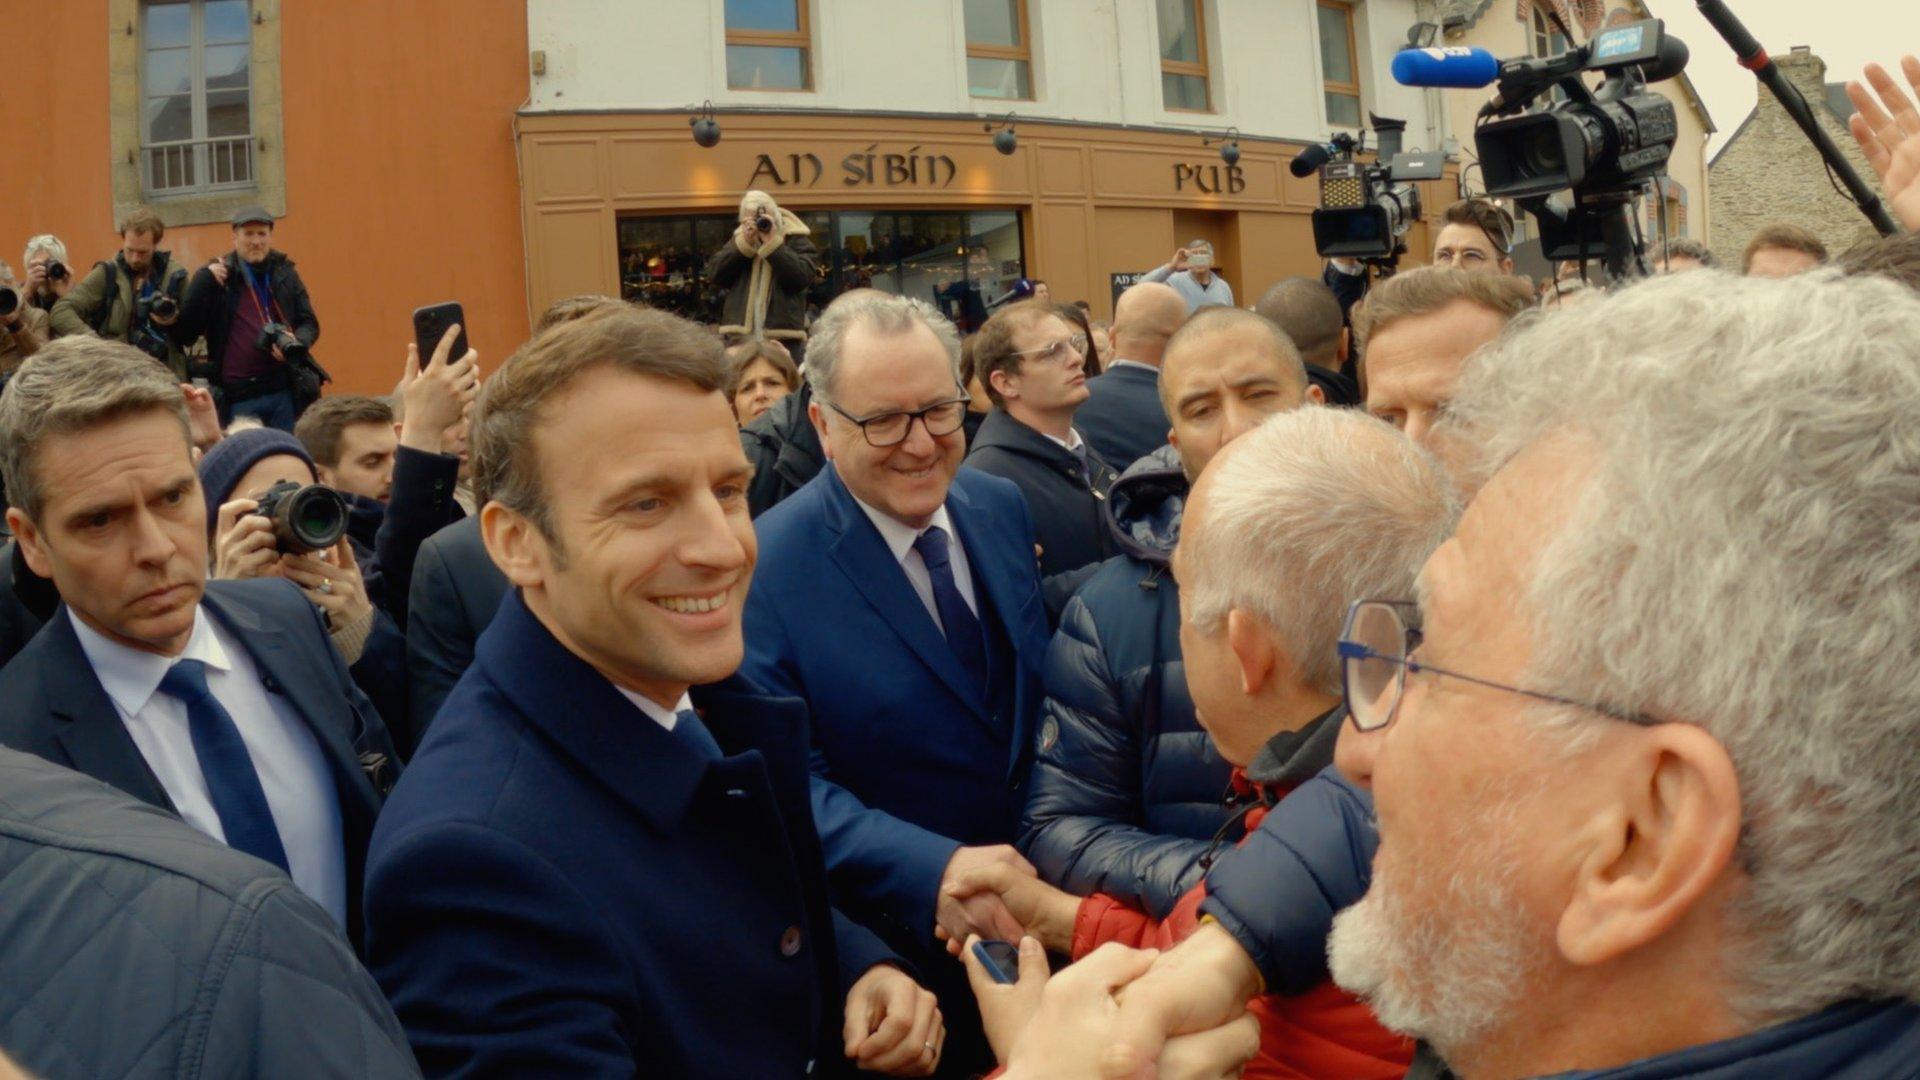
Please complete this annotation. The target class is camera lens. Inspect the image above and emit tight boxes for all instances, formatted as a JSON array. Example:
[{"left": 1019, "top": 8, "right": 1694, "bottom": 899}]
[
  {"left": 269, "top": 484, "right": 348, "bottom": 553},
  {"left": 0, "top": 286, "right": 18, "bottom": 318},
  {"left": 1521, "top": 127, "right": 1566, "bottom": 179}
]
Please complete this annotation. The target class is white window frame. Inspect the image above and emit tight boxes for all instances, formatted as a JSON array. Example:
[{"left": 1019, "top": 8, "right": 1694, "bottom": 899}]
[{"left": 140, "top": 0, "right": 255, "bottom": 198}]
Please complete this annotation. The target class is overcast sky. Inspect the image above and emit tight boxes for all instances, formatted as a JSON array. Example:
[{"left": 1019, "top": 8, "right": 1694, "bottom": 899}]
[{"left": 1642, "top": 0, "right": 1920, "bottom": 156}]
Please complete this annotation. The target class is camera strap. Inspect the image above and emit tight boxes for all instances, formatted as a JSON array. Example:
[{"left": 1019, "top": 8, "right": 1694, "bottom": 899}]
[{"left": 238, "top": 261, "right": 286, "bottom": 327}]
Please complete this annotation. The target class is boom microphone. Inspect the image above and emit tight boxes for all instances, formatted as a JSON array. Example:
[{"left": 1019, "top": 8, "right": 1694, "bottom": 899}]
[
  {"left": 1289, "top": 143, "right": 1337, "bottom": 178},
  {"left": 1391, "top": 46, "right": 1501, "bottom": 89}
]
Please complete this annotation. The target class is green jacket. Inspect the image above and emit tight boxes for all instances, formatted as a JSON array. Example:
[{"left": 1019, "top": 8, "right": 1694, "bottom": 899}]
[{"left": 49, "top": 252, "right": 190, "bottom": 376}]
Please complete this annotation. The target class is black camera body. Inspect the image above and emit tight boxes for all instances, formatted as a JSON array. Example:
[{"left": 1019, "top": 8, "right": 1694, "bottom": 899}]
[
  {"left": 1300, "top": 116, "right": 1445, "bottom": 262},
  {"left": 258, "top": 320, "right": 310, "bottom": 364},
  {"left": 0, "top": 285, "right": 19, "bottom": 319},
  {"left": 754, "top": 214, "right": 774, "bottom": 234},
  {"left": 43, "top": 260, "right": 68, "bottom": 283},
  {"left": 254, "top": 480, "right": 348, "bottom": 554}
]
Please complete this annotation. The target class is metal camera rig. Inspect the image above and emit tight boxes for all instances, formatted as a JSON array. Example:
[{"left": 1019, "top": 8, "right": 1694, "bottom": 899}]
[{"left": 1299, "top": 115, "right": 1447, "bottom": 275}]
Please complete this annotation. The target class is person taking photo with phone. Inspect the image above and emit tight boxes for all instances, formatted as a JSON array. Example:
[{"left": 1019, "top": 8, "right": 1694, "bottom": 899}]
[{"left": 1143, "top": 239, "right": 1234, "bottom": 313}]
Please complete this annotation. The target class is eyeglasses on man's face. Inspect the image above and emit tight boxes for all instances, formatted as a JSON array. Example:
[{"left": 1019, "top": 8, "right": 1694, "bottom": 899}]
[
  {"left": 823, "top": 394, "right": 972, "bottom": 448},
  {"left": 1010, "top": 333, "right": 1088, "bottom": 368},
  {"left": 1336, "top": 598, "right": 1658, "bottom": 734}
]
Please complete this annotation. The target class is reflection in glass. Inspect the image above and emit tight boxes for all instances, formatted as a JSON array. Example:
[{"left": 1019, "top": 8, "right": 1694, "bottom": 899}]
[
  {"left": 1157, "top": 0, "right": 1200, "bottom": 62},
  {"left": 1327, "top": 91, "right": 1362, "bottom": 128},
  {"left": 207, "top": 88, "right": 251, "bottom": 137},
  {"left": 205, "top": 0, "right": 251, "bottom": 43},
  {"left": 145, "top": 49, "right": 192, "bottom": 97},
  {"left": 968, "top": 57, "right": 1031, "bottom": 100},
  {"left": 205, "top": 44, "right": 250, "bottom": 90},
  {"left": 1163, "top": 72, "right": 1209, "bottom": 111},
  {"left": 727, "top": 44, "right": 809, "bottom": 89},
  {"left": 145, "top": 2, "right": 190, "bottom": 49},
  {"left": 146, "top": 95, "right": 193, "bottom": 143},
  {"left": 1319, "top": 7, "right": 1355, "bottom": 84},
  {"left": 725, "top": 0, "right": 800, "bottom": 32},
  {"left": 964, "top": 0, "right": 1022, "bottom": 46}
]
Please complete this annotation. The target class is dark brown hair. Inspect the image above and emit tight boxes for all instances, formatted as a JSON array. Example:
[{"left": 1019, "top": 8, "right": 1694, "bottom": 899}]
[
  {"left": 294, "top": 395, "right": 395, "bottom": 468},
  {"left": 1440, "top": 198, "right": 1514, "bottom": 254},
  {"left": 971, "top": 300, "right": 1067, "bottom": 408},
  {"left": 1743, "top": 224, "right": 1829, "bottom": 272},
  {"left": 724, "top": 340, "right": 800, "bottom": 399}
]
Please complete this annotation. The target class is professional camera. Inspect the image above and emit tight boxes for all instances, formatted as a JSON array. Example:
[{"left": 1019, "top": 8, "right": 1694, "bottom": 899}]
[
  {"left": 0, "top": 285, "right": 19, "bottom": 319},
  {"left": 254, "top": 480, "right": 348, "bottom": 554},
  {"left": 754, "top": 214, "right": 774, "bottom": 234},
  {"left": 43, "top": 260, "right": 68, "bottom": 284},
  {"left": 149, "top": 293, "right": 178, "bottom": 319},
  {"left": 257, "top": 320, "right": 310, "bottom": 364},
  {"left": 1292, "top": 115, "right": 1445, "bottom": 263}
]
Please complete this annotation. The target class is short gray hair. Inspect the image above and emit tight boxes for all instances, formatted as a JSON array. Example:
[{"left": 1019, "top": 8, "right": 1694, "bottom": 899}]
[
  {"left": 0, "top": 338, "right": 190, "bottom": 521},
  {"left": 1184, "top": 407, "right": 1457, "bottom": 693},
  {"left": 21, "top": 235, "right": 67, "bottom": 269},
  {"left": 1447, "top": 268, "right": 1920, "bottom": 1020},
  {"left": 804, "top": 294, "right": 961, "bottom": 403}
]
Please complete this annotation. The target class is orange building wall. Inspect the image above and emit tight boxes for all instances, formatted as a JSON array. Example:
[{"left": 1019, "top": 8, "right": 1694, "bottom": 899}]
[{"left": 0, "top": 1, "right": 530, "bottom": 395}]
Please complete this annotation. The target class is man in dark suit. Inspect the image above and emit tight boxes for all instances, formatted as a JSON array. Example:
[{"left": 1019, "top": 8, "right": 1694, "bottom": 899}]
[
  {"left": 1073, "top": 281, "right": 1186, "bottom": 471},
  {"left": 743, "top": 294, "right": 1053, "bottom": 1075},
  {"left": 403, "top": 515, "right": 508, "bottom": 752},
  {"left": 0, "top": 338, "right": 399, "bottom": 942},
  {"left": 366, "top": 307, "right": 946, "bottom": 1078}
]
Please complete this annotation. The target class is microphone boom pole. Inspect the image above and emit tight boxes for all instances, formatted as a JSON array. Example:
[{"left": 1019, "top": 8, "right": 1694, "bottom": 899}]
[{"left": 1694, "top": 0, "right": 1898, "bottom": 236}]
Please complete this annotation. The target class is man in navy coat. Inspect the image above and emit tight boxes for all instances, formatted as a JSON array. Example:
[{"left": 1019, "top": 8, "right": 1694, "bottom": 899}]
[
  {"left": 743, "top": 295, "right": 1053, "bottom": 1074},
  {"left": 364, "top": 308, "right": 946, "bottom": 1078}
]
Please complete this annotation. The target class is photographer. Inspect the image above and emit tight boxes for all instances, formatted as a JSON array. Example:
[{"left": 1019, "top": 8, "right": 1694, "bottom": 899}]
[
  {"left": 1142, "top": 240, "right": 1234, "bottom": 313},
  {"left": 48, "top": 207, "right": 190, "bottom": 376},
  {"left": 176, "top": 206, "right": 321, "bottom": 431},
  {"left": 705, "top": 189, "right": 817, "bottom": 361},
  {"left": 19, "top": 235, "right": 71, "bottom": 314},
  {"left": 0, "top": 262, "right": 50, "bottom": 378}
]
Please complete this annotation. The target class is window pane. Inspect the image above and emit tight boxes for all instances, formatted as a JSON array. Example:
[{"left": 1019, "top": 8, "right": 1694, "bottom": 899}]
[
  {"left": 145, "top": 94, "right": 193, "bottom": 143},
  {"left": 204, "top": 0, "right": 251, "bottom": 43},
  {"left": 145, "top": 47, "right": 191, "bottom": 96},
  {"left": 618, "top": 215, "right": 732, "bottom": 322},
  {"left": 1327, "top": 91, "right": 1362, "bottom": 128},
  {"left": 726, "top": 44, "right": 808, "bottom": 89},
  {"left": 964, "top": 0, "right": 1021, "bottom": 47},
  {"left": 207, "top": 88, "right": 251, "bottom": 137},
  {"left": 968, "top": 57, "right": 1031, "bottom": 99},
  {"left": 206, "top": 43, "right": 250, "bottom": 90},
  {"left": 1163, "top": 72, "right": 1209, "bottom": 110},
  {"left": 897, "top": 214, "right": 968, "bottom": 307},
  {"left": 724, "top": 0, "right": 799, "bottom": 32},
  {"left": 145, "top": 1, "right": 190, "bottom": 49},
  {"left": 1157, "top": 0, "right": 1200, "bottom": 63},
  {"left": 1319, "top": 6, "right": 1355, "bottom": 84}
]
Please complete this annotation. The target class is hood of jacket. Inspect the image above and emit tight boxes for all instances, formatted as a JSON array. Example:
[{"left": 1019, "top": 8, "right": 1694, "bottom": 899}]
[{"left": 1103, "top": 444, "right": 1186, "bottom": 567}]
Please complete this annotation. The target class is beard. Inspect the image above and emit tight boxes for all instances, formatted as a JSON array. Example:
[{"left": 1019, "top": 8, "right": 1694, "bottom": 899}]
[{"left": 1328, "top": 777, "right": 1545, "bottom": 1062}]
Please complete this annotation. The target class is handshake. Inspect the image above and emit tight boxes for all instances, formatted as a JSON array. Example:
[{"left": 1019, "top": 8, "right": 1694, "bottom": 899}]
[{"left": 934, "top": 847, "right": 1260, "bottom": 1079}]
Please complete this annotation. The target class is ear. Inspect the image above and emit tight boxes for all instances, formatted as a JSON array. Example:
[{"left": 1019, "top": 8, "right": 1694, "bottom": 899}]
[
  {"left": 1555, "top": 723, "right": 1744, "bottom": 968},
  {"left": 479, "top": 500, "right": 550, "bottom": 591},
  {"left": 1304, "top": 382, "right": 1326, "bottom": 406},
  {"left": 314, "top": 464, "right": 338, "bottom": 487},
  {"left": 7, "top": 508, "right": 52, "bottom": 580},
  {"left": 1501, "top": 257, "right": 1516, "bottom": 275},
  {"left": 1224, "top": 608, "right": 1278, "bottom": 697},
  {"left": 1166, "top": 424, "right": 1180, "bottom": 453},
  {"left": 807, "top": 399, "right": 835, "bottom": 463},
  {"left": 988, "top": 368, "right": 1018, "bottom": 402}
]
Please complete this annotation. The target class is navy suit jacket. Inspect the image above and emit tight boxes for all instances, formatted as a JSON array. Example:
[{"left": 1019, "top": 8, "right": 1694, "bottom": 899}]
[
  {"left": 742, "top": 465, "right": 1051, "bottom": 945},
  {"left": 365, "top": 590, "right": 897, "bottom": 1078},
  {"left": 1076, "top": 363, "right": 1170, "bottom": 472},
  {"left": 404, "top": 516, "right": 509, "bottom": 754},
  {"left": 0, "top": 578, "right": 400, "bottom": 947}
]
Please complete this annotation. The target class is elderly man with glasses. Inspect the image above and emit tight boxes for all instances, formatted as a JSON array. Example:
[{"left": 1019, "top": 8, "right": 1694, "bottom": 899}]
[
  {"left": 742, "top": 293, "right": 1056, "bottom": 1076},
  {"left": 965, "top": 300, "right": 1119, "bottom": 588}
]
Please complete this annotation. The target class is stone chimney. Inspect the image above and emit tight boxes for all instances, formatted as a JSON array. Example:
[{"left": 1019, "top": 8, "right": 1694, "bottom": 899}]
[{"left": 1774, "top": 45, "right": 1829, "bottom": 101}]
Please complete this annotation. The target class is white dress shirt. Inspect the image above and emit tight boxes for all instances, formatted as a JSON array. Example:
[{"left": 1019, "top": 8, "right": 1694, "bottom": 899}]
[
  {"left": 611, "top": 685, "right": 696, "bottom": 731},
  {"left": 70, "top": 607, "right": 348, "bottom": 928},
  {"left": 1041, "top": 427, "right": 1089, "bottom": 455},
  {"left": 850, "top": 495, "right": 980, "bottom": 634}
]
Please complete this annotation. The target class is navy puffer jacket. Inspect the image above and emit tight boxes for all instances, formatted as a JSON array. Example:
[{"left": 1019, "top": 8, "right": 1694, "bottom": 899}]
[{"left": 1018, "top": 446, "right": 1243, "bottom": 918}]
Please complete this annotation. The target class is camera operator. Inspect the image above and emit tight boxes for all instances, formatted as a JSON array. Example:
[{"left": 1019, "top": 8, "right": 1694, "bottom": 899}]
[
  {"left": 0, "top": 261, "right": 50, "bottom": 378},
  {"left": 19, "top": 235, "right": 72, "bottom": 314},
  {"left": 706, "top": 190, "right": 818, "bottom": 361},
  {"left": 176, "top": 206, "right": 321, "bottom": 432},
  {"left": 48, "top": 207, "right": 190, "bottom": 375}
]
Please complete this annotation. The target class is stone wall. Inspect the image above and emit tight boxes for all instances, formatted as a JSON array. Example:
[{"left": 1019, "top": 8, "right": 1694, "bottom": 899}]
[{"left": 1709, "top": 47, "right": 1885, "bottom": 266}]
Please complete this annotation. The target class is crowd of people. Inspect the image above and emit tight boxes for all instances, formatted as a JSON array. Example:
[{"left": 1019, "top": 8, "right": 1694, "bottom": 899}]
[{"left": 0, "top": 52, "right": 1918, "bottom": 1080}]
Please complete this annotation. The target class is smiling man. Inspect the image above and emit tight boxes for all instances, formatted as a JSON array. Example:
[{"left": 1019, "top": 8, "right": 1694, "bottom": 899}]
[{"left": 365, "top": 307, "right": 944, "bottom": 1077}]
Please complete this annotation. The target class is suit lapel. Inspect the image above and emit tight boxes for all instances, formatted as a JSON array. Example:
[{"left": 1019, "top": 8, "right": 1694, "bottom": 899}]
[
  {"left": 821, "top": 467, "right": 991, "bottom": 721},
  {"left": 42, "top": 611, "right": 175, "bottom": 811}
]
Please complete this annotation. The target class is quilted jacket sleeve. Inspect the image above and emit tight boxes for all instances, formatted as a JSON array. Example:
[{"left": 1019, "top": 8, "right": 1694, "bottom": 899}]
[
  {"left": 1019, "top": 591, "right": 1211, "bottom": 918},
  {"left": 1198, "top": 767, "right": 1379, "bottom": 996}
]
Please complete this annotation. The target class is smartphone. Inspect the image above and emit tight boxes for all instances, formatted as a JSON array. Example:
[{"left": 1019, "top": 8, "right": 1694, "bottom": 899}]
[
  {"left": 412, "top": 301, "right": 468, "bottom": 366},
  {"left": 1189, "top": 252, "right": 1214, "bottom": 269},
  {"left": 971, "top": 939, "right": 1022, "bottom": 986}
]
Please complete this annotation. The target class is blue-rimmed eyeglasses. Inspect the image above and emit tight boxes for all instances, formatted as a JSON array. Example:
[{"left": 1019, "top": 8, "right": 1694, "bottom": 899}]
[
  {"left": 822, "top": 394, "right": 972, "bottom": 448},
  {"left": 1336, "top": 599, "right": 1658, "bottom": 734}
]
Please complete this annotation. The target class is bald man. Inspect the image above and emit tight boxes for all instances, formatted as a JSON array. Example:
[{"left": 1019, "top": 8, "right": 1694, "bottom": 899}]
[{"left": 1075, "top": 282, "right": 1189, "bottom": 471}]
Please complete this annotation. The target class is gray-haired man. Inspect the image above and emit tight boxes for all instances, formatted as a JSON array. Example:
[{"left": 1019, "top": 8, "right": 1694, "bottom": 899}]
[{"left": 1143, "top": 240, "right": 1235, "bottom": 312}]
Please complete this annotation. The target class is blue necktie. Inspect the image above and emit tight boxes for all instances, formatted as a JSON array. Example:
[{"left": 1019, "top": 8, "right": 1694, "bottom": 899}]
[
  {"left": 912, "top": 525, "right": 990, "bottom": 699},
  {"left": 156, "top": 659, "right": 290, "bottom": 872},
  {"left": 671, "top": 708, "right": 723, "bottom": 760}
]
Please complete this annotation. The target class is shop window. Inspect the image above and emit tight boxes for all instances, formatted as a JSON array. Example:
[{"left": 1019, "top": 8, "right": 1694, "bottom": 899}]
[
  {"left": 1156, "top": 0, "right": 1211, "bottom": 112},
  {"left": 617, "top": 209, "right": 1025, "bottom": 335},
  {"left": 1318, "top": 1, "right": 1362, "bottom": 129},
  {"left": 965, "top": 0, "right": 1033, "bottom": 101},
  {"left": 725, "top": 0, "right": 813, "bottom": 91},
  {"left": 141, "top": 0, "right": 253, "bottom": 196}
]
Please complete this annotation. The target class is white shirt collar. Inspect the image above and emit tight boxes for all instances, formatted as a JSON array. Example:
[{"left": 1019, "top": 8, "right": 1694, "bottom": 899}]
[
  {"left": 69, "top": 605, "right": 233, "bottom": 718},
  {"left": 1041, "top": 427, "right": 1086, "bottom": 454},
  {"left": 611, "top": 685, "right": 696, "bottom": 731},
  {"left": 848, "top": 490, "right": 960, "bottom": 567}
]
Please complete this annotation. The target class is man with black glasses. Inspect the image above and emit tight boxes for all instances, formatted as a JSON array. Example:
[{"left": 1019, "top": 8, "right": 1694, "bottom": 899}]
[
  {"left": 964, "top": 300, "right": 1118, "bottom": 583},
  {"left": 743, "top": 294, "right": 1054, "bottom": 1075}
]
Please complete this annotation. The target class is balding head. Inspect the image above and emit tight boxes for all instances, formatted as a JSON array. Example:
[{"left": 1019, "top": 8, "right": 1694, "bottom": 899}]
[
  {"left": 1255, "top": 278, "right": 1346, "bottom": 371},
  {"left": 1110, "top": 282, "right": 1188, "bottom": 368}
]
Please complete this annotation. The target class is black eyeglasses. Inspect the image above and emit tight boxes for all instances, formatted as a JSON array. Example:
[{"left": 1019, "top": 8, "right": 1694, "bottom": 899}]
[
  {"left": 822, "top": 394, "right": 972, "bottom": 448},
  {"left": 1336, "top": 599, "right": 1658, "bottom": 734}
]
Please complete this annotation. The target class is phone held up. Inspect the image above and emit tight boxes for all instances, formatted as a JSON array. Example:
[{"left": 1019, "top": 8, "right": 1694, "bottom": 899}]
[
  {"left": 411, "top": 301, "right": 468, "bottom": 366},
  {"left": 971, "top": 939, "right": 1022, "bottom": 986}
]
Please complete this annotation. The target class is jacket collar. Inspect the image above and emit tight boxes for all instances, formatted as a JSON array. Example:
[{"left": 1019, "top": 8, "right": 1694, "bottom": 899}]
[
  {"left": 972, "top": 408, "right": 1080, "bottom": 465},
  {"left": 1104, "top": 446, "right": 1187, "bottom": 567},
  {"left": 1540, "top": 1000, "right": 1920, "bottom": 1079},
  {"left": 473, "top": 589, "right": 802, "bottom": 831},
  {"left": 1243, "top": 701, "right": 1347, "bottom": 794}
]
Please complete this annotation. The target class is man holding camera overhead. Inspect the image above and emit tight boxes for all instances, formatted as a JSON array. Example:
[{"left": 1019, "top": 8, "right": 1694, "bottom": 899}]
[
  {"left": 1142, "top": 240, "right": 1235, "bottom": 313},
  {"left": 49, "top": 207, "right": 191, "bottom": 378},
  {"left": 177, "top": 205, "right": 322, "bottom": 432}
]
